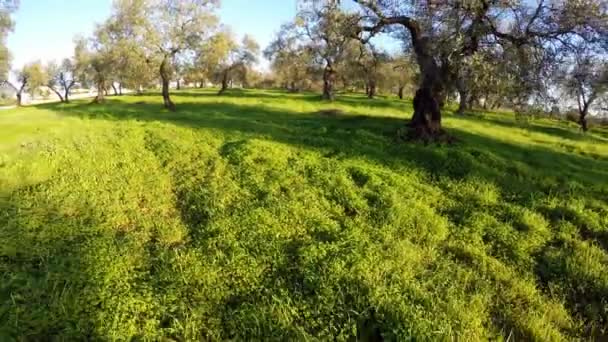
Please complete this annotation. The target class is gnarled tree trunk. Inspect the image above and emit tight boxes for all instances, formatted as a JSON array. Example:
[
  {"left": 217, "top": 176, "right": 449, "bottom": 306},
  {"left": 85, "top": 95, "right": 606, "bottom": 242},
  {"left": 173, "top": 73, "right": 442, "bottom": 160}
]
[
  {"left": 578, "top": 98, "right": 591, "bottom": 132},
  {"left": 160, "top": 55, "right": 176, "bottom": 111},
  {"left": 322, "top": 64, "right": 336, "bottom": 101},
  {"left": 580, "top": 111, "right": 588, "bottom": 132},
  {"left": 15, "top": 79, "right": 27, "bottom": 107},
  {"left": 93, "top": 78, "right": 106, "bottom": 104},
  {"left": 457, "top": 84, "right": 468, "bottom": 115},
  {"left": 111, "top": 83, "right": 118, "bottom": 96},
  {"left": 368, "top": 79, "right": 376, "bottom": 99},
  {"left": 218, "top": 69, "right": 229, "bottom": 95},
  {"left": 407, "top": 27, "right": 445, "bottom": 139}
]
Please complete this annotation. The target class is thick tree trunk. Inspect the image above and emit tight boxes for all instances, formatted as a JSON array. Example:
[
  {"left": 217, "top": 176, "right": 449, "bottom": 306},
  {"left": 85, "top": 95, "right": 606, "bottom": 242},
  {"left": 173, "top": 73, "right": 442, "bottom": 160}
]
[
  {"left": 198, "top": 80, "right": 205, "bottom": 88},
  {"left": 176, "top": 79, "right": 181, "bottom": 90},
  {"left": 410, "top": 87, "right": 442, "bottom": 138},
  {"left": 457, "top": 87, "right": 468, "bottom": 115},
  {"left": 160, "top": 56, "right": 176, "bottom": 111},
  {"left": 322, "top": 64, "right": 336, "bottom": 101},
  {"left": 368, "top": 80, "right": 376, "bottom": 99},
  {"left": 15, "top": 80, "right": 26, "bottom": 106},
  {"left": 64, "top": 87, "right": 70, "bottom": 103},
  {"left": 93, "top": 79, "right": 106, "bottom": 104},
  {"left": 580, "top": 110, "right": 589, "bottom": 132},
  {"left": 395, "top": 20, "right": 446, "bottom": 139},
  {"left": 218, "top": 70, "right": 229, "bottom": 95}
]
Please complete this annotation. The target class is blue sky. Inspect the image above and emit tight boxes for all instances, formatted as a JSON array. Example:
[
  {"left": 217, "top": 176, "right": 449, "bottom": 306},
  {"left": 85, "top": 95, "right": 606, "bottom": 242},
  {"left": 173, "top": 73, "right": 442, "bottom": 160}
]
[{"left": 6, "top": 0, "right": 298, "bottom": 70}]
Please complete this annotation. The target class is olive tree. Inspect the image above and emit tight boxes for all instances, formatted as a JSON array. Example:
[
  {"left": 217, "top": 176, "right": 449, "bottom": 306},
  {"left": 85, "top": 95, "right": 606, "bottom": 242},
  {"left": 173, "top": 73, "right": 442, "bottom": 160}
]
[
  {"left": 351, "top": 0, "right": 608, "bottom": 140},
  {"left": 12, "top": 61, "right": 47, "bottom": 106},
  {"left": 147, "top": 0, "right": 219, "bottom": 110},
  {"left": 561, "top": 52, "right": 608, "bottom": 131},
  {"left": 216, "top": 34, "right": 259, "bottom": 95},
  {"left": 265, "top": 23, "right": 315, "bottom": 93},
  {"left": 297, "top": 1, "right": 359, "bottom": 100},
  {"left": 46, "top": 43, "right": 89, "bottom": 103},
  {"left": 0, "top": 0, "right": 17, "bottom": 82}
]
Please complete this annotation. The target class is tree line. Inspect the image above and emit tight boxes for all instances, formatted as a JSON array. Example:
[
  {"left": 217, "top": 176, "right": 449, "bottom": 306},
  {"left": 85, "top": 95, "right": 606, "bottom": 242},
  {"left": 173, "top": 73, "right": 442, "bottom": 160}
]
[{"left": 1, "top": 0, "right": 607, "bottom": 135}]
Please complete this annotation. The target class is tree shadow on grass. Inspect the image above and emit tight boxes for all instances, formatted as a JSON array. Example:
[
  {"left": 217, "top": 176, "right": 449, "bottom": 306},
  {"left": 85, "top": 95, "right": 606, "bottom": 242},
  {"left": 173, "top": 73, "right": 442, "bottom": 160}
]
[
  {"left": 17, "top": 95, "right": 608, "bottom": 340},
  {"left": 457, "top": 114, "right": 608, "bottom": 143},
  {"left": 0, "top": 191, "right": 105, "bottom": 340},
  {"left": 134, "top": 89, "right": 413, "bottom": 112},
  {"left": 36, "top": 98, "right": 608, "bottom": 199}
]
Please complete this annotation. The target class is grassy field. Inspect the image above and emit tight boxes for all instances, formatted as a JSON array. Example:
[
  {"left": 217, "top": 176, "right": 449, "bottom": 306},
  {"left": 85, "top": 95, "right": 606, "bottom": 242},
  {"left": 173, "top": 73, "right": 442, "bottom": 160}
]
[{"left": 1, "top": 89, "right": 608, "bottom": 340}]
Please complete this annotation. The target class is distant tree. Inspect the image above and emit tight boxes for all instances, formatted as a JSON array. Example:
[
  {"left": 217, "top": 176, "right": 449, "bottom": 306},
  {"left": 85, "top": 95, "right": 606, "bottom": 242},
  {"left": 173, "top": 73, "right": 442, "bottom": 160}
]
[
  {"left": 355, "top": 43, "right": 390, "bottom": 99},
  {"left": 46, "top": 56, "right": 85, "bottom": 103},
  {"left": 265, "top": 23, "right": 315, "bottom": 93},
  {"left": 561, "top": 53, "right": 608, "bottom": 131},
  {"left": 12, "top": 61, "right": 48, "bottom": 106},
  {"left": 0, "top": 0, "right": 17, "bottom": 81},
  {"left": 195, "top": 29, "right": 236, "bottom": 89},
  {"left": 172, "top": 55, "right": 186, "bottom": 90},
  {"left": 390, "top": 54, "right": 417, "bottom": 100},
  {"left": 215, "top": 34, "right": 259, "bottom": 95},
  {"left": 101, "top": 0, "right": 156, "bottom": 95},
  {"left": 147, "top": 0, "right": 219, "bottom": 110},
  {"left": 182, "top": 61, "right": 206, "bottom": 88},
  {"left": 297, "top": 1, "right": 358, "bottom": 100},
  {"left": 88, "top": 25, "right": 116, "bottom": 103}
]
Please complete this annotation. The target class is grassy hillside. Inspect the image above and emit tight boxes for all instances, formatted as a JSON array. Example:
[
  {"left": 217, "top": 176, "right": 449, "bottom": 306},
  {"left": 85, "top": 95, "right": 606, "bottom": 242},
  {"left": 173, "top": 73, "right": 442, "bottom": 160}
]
[{"left": 1, "top": 89, "right": 607, "bottom": 340}]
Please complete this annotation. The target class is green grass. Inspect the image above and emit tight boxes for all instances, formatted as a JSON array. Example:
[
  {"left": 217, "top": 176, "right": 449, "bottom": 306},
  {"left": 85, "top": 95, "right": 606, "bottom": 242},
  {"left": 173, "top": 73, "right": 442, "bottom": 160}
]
[{"left": 1, "top": 89, "right": 608, "bottom": 340}]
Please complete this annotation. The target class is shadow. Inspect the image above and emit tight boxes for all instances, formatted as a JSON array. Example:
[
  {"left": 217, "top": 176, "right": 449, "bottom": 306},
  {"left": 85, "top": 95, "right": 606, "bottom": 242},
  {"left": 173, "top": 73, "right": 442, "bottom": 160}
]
[
  {"left": 9, "top": 91, "right": 608, "bottom": 339},
  {"left": 0, "top": 189, "right": 105, "bottom": 339},
  {"left": 458, "top": 115, "right": 608, "bottom": 143},
  {"left": 36, "top": 99, "right": 405, "bottom": 167},
  {"left": 132, "top": 88, "right": 414, "bottom": 112},
  {"left": 134, "top": 88, "right": 321, "bottom": 102},
  {"left": 36, "top": 97, "right": 608, "bottom": 199}
]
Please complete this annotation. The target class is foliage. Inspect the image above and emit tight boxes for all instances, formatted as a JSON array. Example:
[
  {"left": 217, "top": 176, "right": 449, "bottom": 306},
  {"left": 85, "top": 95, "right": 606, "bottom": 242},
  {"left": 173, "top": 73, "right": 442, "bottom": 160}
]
[
  {"left": 559, "top": 50, "right": 608, "bottom": 130},
  {"left": 0, "top": 0, "right": 17, "bottom": 80},
  {"left": 2, "top": 90, "right": 608, "bottom": 340},
  {"left": 265, "top": 23, "right": 316, "bottom": 92},
  {"left": 12, "top": 61, "right": 48, "bottom": 100},
  {"left": 295, "top": 1, "right": 359, "bottom": 99}
]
